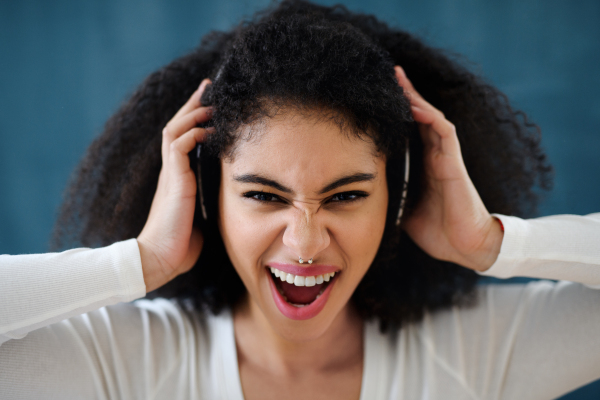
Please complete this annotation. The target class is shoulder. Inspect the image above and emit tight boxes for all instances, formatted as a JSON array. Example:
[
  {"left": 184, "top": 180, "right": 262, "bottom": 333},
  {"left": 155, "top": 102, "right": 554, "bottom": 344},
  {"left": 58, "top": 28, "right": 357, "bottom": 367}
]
[
  {"left": 365, "top": 281, "right": 600, "bottom": 399},
  {"left": 376, "top": 280, "right": 598, "bottom": 351},
  {"left": 5, "top": 298, "right": 215, "bottom": 368},
  {"left": 104, "top": 297, "right": 231, "bottom": 358},
  {"left": 1, "top": 298, "right": 233, "bottom": 398}
]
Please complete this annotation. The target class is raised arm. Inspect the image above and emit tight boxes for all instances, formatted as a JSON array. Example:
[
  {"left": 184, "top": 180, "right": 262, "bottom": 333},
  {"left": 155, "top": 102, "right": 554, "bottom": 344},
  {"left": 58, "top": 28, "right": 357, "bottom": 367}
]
[
  {"left": 393, "top": 65, "right": 600, "bottom": 398},
  {"left": 0, "top": 78, "right": 213, "bottom": 346},
  {"left": 421, "top": 212, "right": 600, "bottom": 399},
  {"left": 0, "top": 80, "right": 216, "bottom": 397},
  {"left": 0, "top": 239, "right": 145, "bottom": 345},
  {"left": 479, "top": 212, "right": 600, "bottom": 287}
]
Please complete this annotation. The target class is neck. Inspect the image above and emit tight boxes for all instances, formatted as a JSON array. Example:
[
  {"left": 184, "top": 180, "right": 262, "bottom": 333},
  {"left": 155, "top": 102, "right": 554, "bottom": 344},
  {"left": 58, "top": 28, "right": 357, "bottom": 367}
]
[{"left": 233, "top": 294, "right": 364, "bottom": 375}]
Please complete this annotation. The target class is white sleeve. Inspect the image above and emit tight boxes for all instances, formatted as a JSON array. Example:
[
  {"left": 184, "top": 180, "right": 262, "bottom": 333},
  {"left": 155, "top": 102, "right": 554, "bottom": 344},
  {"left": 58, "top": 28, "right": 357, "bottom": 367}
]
[
  {"left": 0, "top": 239, "right": 147, "bottom": 345},
  {"left": 478, "top": 213, "right": 600, "bottom": 288},
  {"left": 0, "top": 241, "right": 211, "bottom": 399},
  {"left": 431, "top": 213, "right": 600, "bottom": 399}
]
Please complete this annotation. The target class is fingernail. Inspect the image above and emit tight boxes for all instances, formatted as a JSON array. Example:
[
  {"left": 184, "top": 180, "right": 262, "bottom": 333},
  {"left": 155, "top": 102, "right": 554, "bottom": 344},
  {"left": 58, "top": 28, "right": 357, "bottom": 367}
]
[
  {"left": 396, "top": 66, "right": 406, "bottom": 78},
  {"left": 205, "top": 126, "right": 216, "bottom": 133},
  {"left": 206, "top": 107, "right": 213, "bottom": 118},
  {"left": 198, "top": 79, "right": 209, "bottom": 94}
]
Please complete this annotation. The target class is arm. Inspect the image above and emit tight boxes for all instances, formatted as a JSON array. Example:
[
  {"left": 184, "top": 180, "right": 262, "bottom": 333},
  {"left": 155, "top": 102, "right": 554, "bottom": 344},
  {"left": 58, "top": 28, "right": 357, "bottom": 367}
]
[
  {"left": 0, "top": 77, "right": 213, "bottom": 347},
  {"left": 0, "top": 81, "right": 214, "bottom": 397},
  {"left": 0, "top": 278, "right": 197, "bottom": 399},
  {"left": 395, "top": 64, "right": 600, "bottom": 284},
  {"left": 471, "top": 213, "right": 600, "bottom": 396},
  {"left": 425, "top": 213, "right": 600, "bottom": 399},
  {"left": 478, "top": 213, "right": 600, "bottom": 288},
  {"left": 394, "top": 66, "right": 600, "bottom": 398},
  {"left": 394, "top": 66, "right": 505, "bottom": 273},
  {"left": 0, "top": 239, "right": 146, "bottom": 346}
]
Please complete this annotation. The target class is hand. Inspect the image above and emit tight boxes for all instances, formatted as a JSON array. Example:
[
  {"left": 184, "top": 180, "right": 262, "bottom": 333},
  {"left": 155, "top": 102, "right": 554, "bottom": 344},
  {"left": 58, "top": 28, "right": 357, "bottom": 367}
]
[
  {"left": 137, "top": 79, "right": 214, "bottom": 292},
  {"left": 395, "top": 66, "right": 503, "bottom": 272}
]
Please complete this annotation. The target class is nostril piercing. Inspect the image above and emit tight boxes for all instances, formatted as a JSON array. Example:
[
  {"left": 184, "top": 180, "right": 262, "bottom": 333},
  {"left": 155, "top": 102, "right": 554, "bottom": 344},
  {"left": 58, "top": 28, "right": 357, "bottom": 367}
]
[
  {"left": 308, "top": 258, "right": 313, "bottom": 264},
  {"left": 299, "top": 257, "right": 304, "bottom": 264}
]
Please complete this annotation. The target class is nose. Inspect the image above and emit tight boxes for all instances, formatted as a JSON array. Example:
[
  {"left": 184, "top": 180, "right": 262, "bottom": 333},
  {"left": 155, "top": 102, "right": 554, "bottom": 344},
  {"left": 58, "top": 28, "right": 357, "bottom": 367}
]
[{"left": 282, "top": 205, "right": 330, "bottom": 261}]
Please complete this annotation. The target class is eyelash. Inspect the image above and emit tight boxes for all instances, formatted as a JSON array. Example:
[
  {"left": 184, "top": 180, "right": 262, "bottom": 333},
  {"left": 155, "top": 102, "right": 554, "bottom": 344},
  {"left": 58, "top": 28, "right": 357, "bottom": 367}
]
[{"left": 242, "top": 191, "right": 369, "bottom": 204}]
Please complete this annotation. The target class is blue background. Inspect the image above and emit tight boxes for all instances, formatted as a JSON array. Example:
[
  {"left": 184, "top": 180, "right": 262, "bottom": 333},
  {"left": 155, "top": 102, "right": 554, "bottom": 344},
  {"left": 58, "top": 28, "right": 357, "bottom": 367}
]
[{"left": 1, "top": 0, "right": 599, "bottom": 398}]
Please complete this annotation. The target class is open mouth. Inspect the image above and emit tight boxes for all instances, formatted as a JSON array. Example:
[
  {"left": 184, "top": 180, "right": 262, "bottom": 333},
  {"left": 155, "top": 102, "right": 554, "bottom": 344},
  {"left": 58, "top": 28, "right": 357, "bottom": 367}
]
[
  {"left": 270, "top": 267, "right": 336, "bottom": 306},
  {"left": 266, "top": 266, "right": 339, "bottom": 320}
]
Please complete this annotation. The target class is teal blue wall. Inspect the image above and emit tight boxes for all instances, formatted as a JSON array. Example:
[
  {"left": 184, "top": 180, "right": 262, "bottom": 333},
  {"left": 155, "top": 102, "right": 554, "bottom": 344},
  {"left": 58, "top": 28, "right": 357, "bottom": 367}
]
[{"left": 1, "top": 1, "right": 598, "bottom": 398}]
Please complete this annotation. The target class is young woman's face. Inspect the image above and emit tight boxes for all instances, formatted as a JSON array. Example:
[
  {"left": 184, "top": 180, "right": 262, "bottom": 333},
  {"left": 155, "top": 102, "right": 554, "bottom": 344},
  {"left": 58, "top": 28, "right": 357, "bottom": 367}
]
[{"left": 218, "top": 110, "right": 388, "bottom": 341}]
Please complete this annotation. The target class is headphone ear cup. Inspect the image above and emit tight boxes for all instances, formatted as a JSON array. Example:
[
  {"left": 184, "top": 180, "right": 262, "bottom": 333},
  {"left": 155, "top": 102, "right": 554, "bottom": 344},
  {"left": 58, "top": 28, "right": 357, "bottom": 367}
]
[
  {"left": 195, "top": 144, "right": 208, "bottom": 221},
  {"left": 395, "top": 143, "right": 410, "bottom": 226},
  {"left": 385, "top": 133, "right": 411, "bottom": 228},
  {"left": 195, "top": 141, "right": 221, "bottom": 223},
  {"left": 193, "top": 82, "right": 217, "bottom": 222}
]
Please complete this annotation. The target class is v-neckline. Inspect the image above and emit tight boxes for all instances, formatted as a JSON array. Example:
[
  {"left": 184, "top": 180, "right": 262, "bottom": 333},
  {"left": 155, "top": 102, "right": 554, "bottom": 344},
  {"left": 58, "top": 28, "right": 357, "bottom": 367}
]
[{"left": 217, "top": 311, "right": 385, "bottom": 400}]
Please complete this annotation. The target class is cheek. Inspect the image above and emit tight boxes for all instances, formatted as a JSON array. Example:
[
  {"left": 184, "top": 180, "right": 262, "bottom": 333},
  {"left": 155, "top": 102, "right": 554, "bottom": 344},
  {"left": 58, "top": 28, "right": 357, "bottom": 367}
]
[
  {"left": 331, "top": 190, "right": 389, "bottom": 277},
  {"left": 340, "top": 214, "right": 386, "bottom": 257},
  {"left": 218, "top": 189, "right": 281, "bottom": 273}
]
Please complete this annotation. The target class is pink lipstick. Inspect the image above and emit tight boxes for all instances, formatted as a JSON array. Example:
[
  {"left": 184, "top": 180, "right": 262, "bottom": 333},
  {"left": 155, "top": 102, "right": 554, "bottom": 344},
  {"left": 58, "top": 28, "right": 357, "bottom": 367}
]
[{"left": 266, "top": 268, "right": 338, "bottom": 320}]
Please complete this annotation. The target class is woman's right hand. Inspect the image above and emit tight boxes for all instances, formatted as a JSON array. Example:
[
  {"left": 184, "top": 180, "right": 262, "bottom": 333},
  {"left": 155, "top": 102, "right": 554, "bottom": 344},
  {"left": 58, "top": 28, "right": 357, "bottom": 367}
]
[{"left": 137, "top": 79, "right": 214, "bottom": 293}]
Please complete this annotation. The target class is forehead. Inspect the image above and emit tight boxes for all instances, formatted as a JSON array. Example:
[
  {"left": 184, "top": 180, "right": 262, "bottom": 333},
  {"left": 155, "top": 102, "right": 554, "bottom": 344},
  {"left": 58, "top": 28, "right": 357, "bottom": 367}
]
[{"left": 223, "top": 111, "right": 384, "bottom": 189}]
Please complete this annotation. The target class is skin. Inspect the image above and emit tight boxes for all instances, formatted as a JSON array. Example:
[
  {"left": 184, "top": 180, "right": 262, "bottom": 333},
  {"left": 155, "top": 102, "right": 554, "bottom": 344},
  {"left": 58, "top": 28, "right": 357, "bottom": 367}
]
[
  {"left": 220, "top": 112, "right": 385, "bottom": 399},
  {"left": 137, "top": 66, "right": 504, "bottom": 398},
  {"left": 219, "top": 112, "right": 388, "bottom": 341}
]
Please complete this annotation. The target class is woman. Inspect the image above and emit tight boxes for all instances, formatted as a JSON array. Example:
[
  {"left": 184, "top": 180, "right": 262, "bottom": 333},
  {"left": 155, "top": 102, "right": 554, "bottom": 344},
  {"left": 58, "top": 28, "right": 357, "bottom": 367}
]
[{"left": 1, "top": 1, "right": 599, "bottom": 398}]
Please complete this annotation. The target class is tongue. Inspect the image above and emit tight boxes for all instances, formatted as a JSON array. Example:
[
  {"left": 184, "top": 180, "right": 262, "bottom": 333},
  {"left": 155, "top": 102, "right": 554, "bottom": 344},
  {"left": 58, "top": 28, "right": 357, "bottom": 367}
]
[{"left": 280, "top": 280, "right": 323, "bottom": 304}]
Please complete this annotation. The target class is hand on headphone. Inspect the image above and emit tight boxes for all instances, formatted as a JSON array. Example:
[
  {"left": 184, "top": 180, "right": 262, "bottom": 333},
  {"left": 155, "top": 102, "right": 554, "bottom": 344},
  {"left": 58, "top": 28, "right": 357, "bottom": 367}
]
[
  {"left": 137, "top": 79, "right": 213, "bottom": 292},
  {"left": 394, "top": 66, "right": 504, "bottom": 272}
]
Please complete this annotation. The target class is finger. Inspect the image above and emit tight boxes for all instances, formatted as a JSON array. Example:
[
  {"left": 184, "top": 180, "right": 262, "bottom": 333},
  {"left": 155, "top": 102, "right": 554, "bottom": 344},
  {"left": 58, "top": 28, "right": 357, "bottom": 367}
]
[
  {"left": 168, "top": 126, "right": 215, "bottom": 177},
  {"left": 411, "top": 105, "right": 455, "bottom": 140},
  {"left": 394, "top": 65, "right": 461, "bottom": 157},
  {"left": 162, "top": 106, "right": 213, "bottom": 164},
  {"left": 411, "top": 106, "right": 461, "bottom": 158},
  {"left": 166, "top": 106, "right": 213, "bottom": 140},
  {"left": 394, "top": 66, "right": 424, "bottom": 101},
  {"left": 395, "top": 66, "right": 443, "bottom": 116},
  {"left": 170, "top": 79, "right": 212, "bottom": 122}
]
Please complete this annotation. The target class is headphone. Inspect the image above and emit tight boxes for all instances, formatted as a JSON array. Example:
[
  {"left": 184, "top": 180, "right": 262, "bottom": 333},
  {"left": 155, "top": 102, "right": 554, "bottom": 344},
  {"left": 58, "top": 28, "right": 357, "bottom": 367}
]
[{"left": 193, "top": 84, "right": 410, "bottom": 227}]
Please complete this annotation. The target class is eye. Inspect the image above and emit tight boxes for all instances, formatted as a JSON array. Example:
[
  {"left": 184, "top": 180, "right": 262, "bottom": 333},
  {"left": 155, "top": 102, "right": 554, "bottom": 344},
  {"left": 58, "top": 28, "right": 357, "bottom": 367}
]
[
  {"left": 243, "top": 191, "right": 282, "bottom": 203},
  {"left": 328, "top": 191, "right": 369, "bottom": 203}
]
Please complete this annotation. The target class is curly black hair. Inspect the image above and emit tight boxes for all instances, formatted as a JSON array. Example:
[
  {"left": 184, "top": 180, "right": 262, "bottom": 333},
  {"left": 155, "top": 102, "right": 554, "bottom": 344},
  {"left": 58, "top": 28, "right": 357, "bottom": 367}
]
[{"left": 50, "top": 0, "right": 552, "bottom": 331}]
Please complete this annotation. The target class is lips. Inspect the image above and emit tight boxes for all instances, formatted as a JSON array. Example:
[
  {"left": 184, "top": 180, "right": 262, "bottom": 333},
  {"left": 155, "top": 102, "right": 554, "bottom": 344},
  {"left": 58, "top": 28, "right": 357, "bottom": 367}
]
[{"left": 266, "top": 267, "right": 339, "bottom": 320}]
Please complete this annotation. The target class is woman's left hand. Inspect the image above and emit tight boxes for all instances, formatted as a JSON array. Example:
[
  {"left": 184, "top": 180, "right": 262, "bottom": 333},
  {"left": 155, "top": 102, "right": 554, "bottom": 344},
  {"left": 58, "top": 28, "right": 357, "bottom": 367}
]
[{"left": 395, "top": 66, "right": 503, "bottom": 272}]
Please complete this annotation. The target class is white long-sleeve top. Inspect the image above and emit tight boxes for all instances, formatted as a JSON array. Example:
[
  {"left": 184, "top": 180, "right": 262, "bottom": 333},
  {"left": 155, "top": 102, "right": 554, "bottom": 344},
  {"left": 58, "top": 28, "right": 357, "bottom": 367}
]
[{"left": 1, "top": 213, "right": 600, "bottom": 399}]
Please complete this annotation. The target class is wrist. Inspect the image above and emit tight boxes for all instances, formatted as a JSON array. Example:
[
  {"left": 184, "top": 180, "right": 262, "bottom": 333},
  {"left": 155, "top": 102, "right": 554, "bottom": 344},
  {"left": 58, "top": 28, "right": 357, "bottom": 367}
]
[
  {"left": 468, "top": 217, "right": 504, "bottom": 272},
  {"left": 136, "top": 237, "right": 171, "bottom": 293}
]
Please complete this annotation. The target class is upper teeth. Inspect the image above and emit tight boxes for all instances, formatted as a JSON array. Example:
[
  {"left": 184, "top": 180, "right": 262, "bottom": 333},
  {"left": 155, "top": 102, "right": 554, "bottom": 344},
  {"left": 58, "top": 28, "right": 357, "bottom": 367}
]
[{"left": 270, "top": 267, "right": 335, "bottom": 287}]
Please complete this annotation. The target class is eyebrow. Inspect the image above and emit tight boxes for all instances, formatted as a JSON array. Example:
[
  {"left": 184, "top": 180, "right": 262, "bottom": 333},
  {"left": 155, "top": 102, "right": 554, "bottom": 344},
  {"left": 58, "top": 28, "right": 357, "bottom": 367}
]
[{"left": 232, "top": 172, "right": 376, "bottom": 195}]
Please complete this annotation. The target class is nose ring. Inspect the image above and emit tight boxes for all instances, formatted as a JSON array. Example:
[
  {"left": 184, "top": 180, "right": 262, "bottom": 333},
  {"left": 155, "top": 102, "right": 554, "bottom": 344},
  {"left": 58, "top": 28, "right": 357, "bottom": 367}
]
[{"left": 299, "top": 257, "right": 313, "bottom": 264}]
